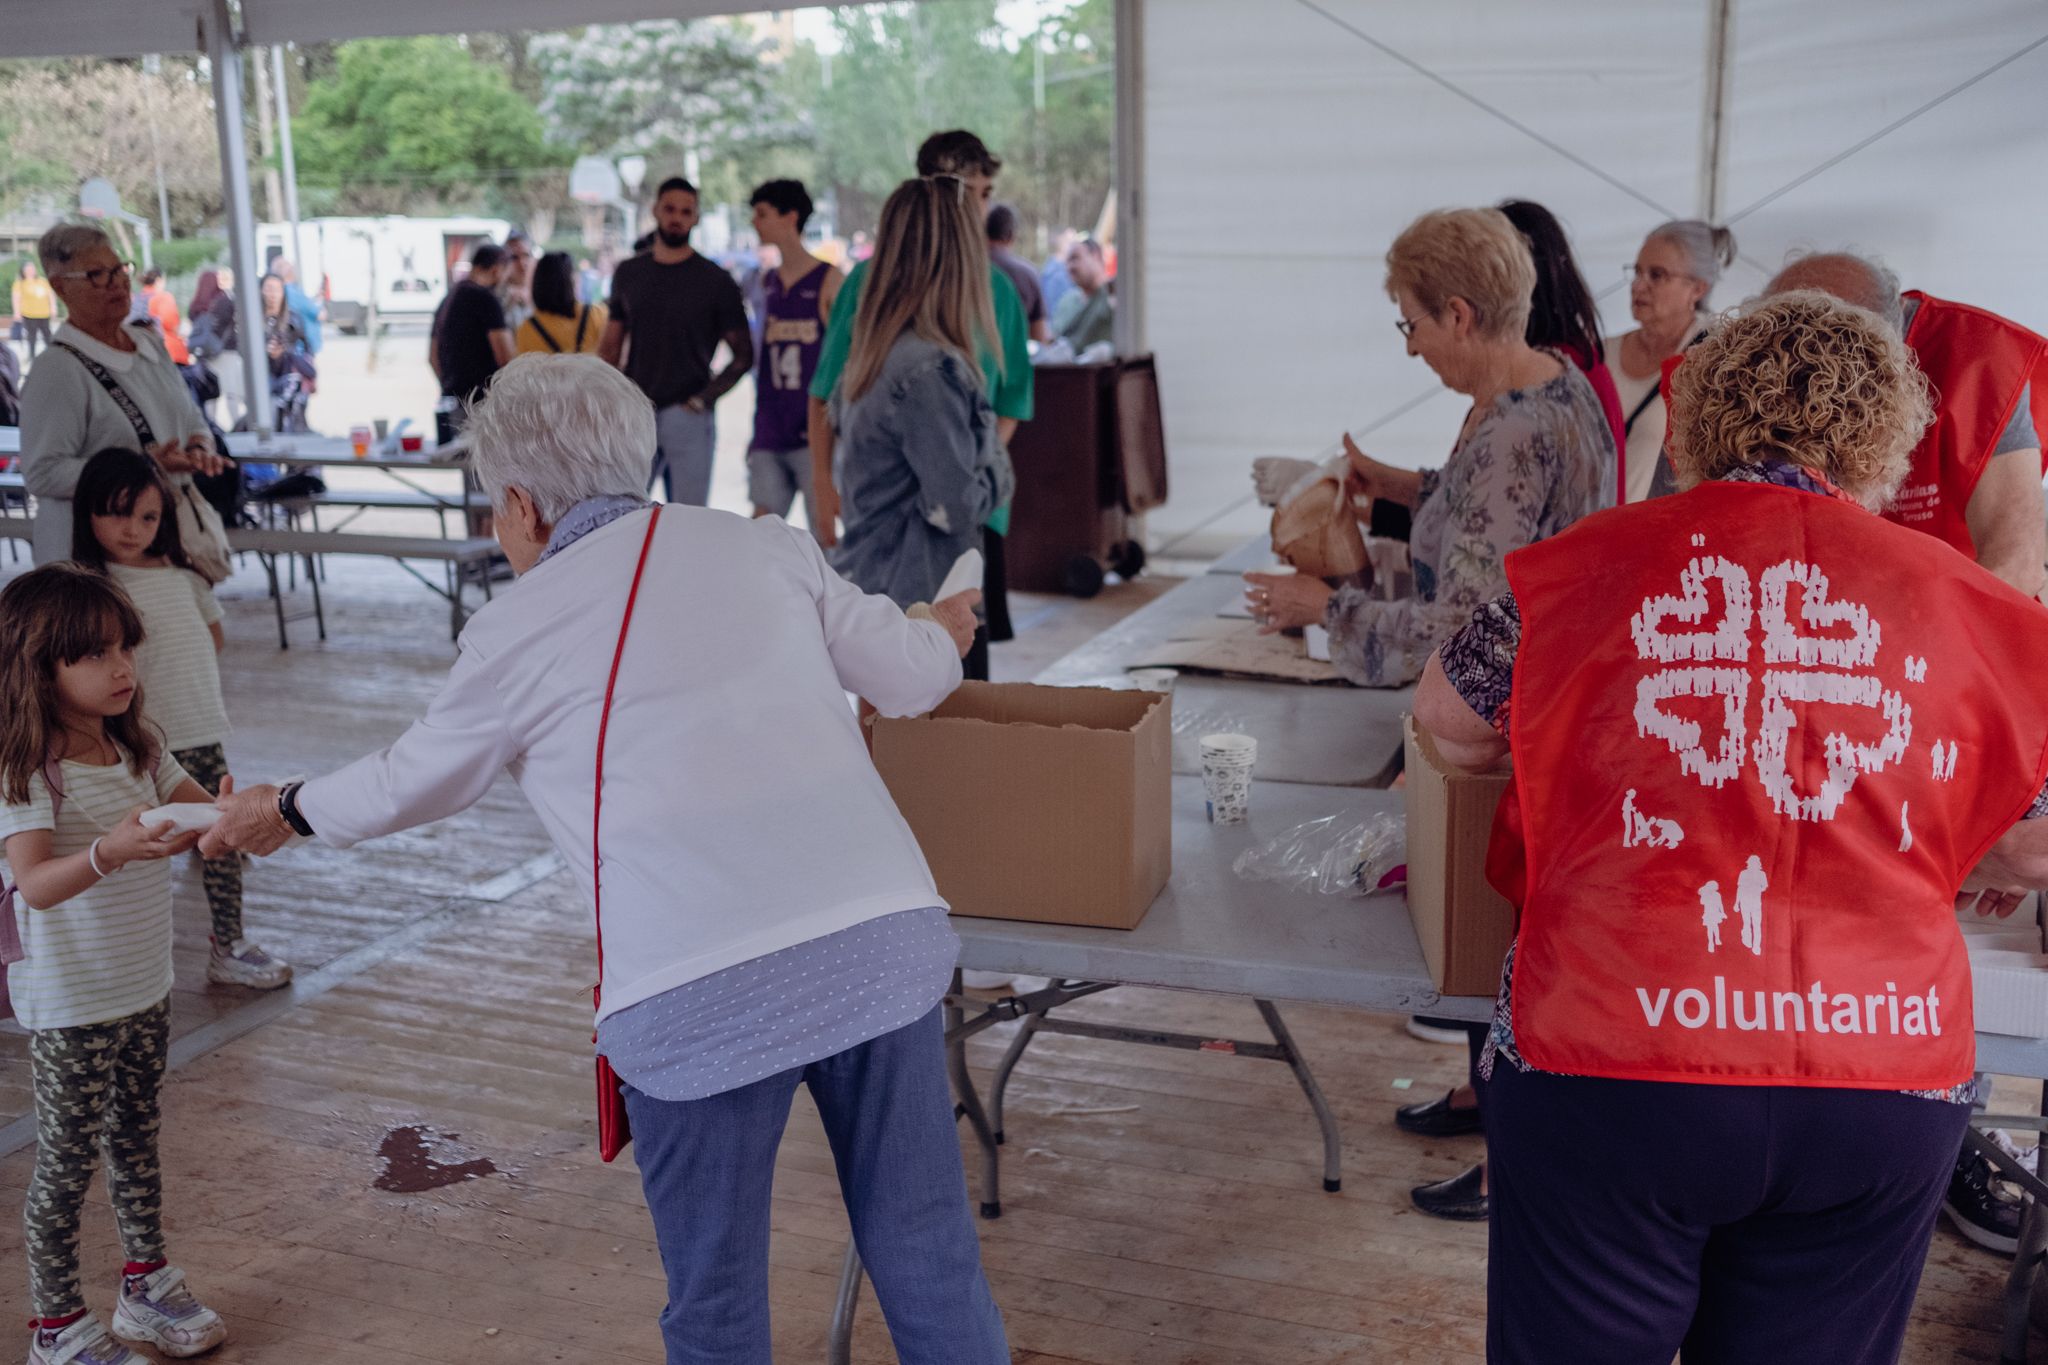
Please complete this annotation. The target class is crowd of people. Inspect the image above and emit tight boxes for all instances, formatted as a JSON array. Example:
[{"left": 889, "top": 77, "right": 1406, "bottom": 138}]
[{"left": 4, "top": 114, "right": 2047, "bottom": 1365}]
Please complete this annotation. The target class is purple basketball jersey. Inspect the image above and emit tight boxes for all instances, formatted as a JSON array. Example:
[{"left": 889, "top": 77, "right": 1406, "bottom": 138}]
[{"left": 751, "top": 262, "right": 830, "bottom": 452}]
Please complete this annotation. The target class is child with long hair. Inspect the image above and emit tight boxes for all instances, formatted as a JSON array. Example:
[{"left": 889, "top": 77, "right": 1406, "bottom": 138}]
[
  {"left": 0, "top": 564, "right": 233, "bottom": 1362},
  {"left": 829, "top": 176, "right": 1014, "bottom": 675},
  {"left": 72, "top": 448, "right": 291, "bottom": 990}
]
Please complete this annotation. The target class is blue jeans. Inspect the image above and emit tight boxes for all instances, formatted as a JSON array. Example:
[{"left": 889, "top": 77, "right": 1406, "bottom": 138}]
[
  {"left": 623, "top": 1008, "right": 1009, "bottom": 1365},
  {"left": 651, "top": 404, "right": 717, "bottom": 506}
]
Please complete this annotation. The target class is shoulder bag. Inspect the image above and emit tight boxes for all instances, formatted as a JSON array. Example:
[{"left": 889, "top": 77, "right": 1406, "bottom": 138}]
[{"left": 591, "top": 503, "right": 662, "bottom": 1161}]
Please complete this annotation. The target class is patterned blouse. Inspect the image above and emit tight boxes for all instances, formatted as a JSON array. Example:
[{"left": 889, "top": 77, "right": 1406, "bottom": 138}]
[
  {"left": 1441, "top": 460, "right": 2034, "bottom": 1104},
  {"left": 1324, "top": 353, "right": 1615, "bottom": 687}
]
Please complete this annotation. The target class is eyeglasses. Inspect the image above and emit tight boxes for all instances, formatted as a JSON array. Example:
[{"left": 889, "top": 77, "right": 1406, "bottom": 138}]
[
  {"left": 1625, "top": 264, "right": 1695, "bottom": 287},
  {"left": 1394, "top": 312, "right": 1431, "bottom": 339},
  {"left": 56, "top": 263, "right": 133, "bottom": 289}
]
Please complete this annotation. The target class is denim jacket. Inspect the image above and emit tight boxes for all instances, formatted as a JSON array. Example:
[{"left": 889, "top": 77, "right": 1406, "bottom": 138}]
[{"left": 828, "top": 333, "right": 1015, "bottom": 607}]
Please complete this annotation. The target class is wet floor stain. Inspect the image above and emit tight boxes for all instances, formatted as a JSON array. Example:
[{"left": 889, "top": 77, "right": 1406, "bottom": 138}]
[{"left": 374, "top": 1124, "right": 499, "bottom": 1193}]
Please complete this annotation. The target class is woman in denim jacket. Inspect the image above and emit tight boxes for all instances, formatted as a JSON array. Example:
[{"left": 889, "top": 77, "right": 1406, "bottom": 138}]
[{"left": 828, "top": 177, "right": 1015, "bottom": 670}]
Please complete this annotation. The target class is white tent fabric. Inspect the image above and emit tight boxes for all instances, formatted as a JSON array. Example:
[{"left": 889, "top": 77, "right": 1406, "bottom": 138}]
[
  {"left": 8, "top": 0, "right": 2043, "bottom": 547},
  {"left": 1141, "top": 0, "right": 2048, "bottom": 552}
]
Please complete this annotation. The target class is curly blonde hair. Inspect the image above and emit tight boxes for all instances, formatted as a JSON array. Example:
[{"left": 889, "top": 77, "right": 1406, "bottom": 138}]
[
  {"left": 1667, "top": 291, "right": 1932, "bottom": 509},
  {"left": 1385, "top": 208, "right": 1534, "bottom": 342}
]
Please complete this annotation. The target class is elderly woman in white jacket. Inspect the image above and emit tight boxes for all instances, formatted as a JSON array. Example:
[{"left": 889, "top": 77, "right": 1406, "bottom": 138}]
[{"left": 205, "top": 354, "right": 1008, "bottom": 1365}]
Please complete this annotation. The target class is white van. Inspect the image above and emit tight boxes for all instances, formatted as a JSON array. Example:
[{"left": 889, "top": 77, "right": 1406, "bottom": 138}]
[{"left": 257, "top": 215, "right": 513, "bottom": 333}]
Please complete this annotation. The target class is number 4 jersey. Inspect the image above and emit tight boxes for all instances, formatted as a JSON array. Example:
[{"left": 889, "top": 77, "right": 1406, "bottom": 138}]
[{"left": 751, "top": 262, "right": 832, "bottom": 453}]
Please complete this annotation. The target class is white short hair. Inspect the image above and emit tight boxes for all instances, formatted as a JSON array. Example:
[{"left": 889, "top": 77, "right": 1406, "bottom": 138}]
[
  {"left": 38, "top": 222, "right": 113, "bottom": 277},
  {"left": 463, "top": 354, "right": 655, "bottom": 522}
]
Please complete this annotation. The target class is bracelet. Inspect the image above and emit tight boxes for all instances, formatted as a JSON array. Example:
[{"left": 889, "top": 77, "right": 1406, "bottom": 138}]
[{"left": 87, "top": 838, "right": 117, "bottom": 878}]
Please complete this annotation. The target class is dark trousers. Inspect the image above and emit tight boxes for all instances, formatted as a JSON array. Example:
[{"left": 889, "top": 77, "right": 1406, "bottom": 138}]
[
  {"left": 982, "top": 529, "right": 1013, "bottom": 643},
  {"left": 1479, "top": 1061, "right": 1968, "bottom": 1364}
]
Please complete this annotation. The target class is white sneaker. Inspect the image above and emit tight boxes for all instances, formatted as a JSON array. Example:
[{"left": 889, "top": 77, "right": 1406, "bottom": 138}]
[
  {"left": 961, "top": 970, "right": 1015, "bottom": 991},
  {"left": 110, "top": 1265, "right": 228, "bottom": 1357},
  {"left": 1405, "top": 1016, "right": 1471, "bottom": 1046},
  {"left": 207, "top": 938, "right": 293, "bottom": 990},
  {"left": 29, "top": 1315, "right": 145, "bottom": 1365}
]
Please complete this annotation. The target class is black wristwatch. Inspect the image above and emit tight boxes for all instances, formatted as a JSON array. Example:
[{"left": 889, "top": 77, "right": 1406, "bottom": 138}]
[{"left": 277, "top": 780, "right": 315, "bottom": 838}]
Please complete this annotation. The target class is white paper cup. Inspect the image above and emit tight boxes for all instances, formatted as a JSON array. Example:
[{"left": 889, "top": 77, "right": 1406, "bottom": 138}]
[{"left": 1200, "top": 733, "right": 1257, "bottom": 823}]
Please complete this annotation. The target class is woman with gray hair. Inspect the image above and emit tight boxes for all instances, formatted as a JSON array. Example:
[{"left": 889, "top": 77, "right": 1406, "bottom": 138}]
[
  {"left": 203, "top": 353, "right": 1010, "bottom": 1364},
  {"left": 1604, "top": 218, "right": 1736, "bottom": 501},
  {"left": 17, "top": 223, "right": 229, "bottom": 565}
]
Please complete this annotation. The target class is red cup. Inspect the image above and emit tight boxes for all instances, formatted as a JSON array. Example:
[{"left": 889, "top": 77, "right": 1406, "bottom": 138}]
[{"left": 400, "top": 434, "right": 424, "bottom": 453}]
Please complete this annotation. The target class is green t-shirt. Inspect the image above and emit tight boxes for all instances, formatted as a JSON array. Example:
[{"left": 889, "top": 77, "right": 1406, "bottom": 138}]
[{"left": 810, "top": 259, "right": 1034, "bottom": 422}]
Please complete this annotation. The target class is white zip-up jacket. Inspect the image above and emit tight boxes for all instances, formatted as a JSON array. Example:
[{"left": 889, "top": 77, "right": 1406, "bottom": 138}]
[{"left": 298, "top": 505, "right": 961, "bottom": 1022}]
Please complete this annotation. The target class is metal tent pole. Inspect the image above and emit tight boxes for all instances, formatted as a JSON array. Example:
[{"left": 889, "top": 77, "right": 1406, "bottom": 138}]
[
  {"left": 205, "top": 0, "right": 273, "bottom": 440},
  {"left": 1697, "top": 0, "right": 1736, "bottom": 223},
  {"left": 1112, "top": 0, "right": 1145, "bottom": 355},
  {"left": 272, "top": 44, "right": 306, "bottom": 278}
]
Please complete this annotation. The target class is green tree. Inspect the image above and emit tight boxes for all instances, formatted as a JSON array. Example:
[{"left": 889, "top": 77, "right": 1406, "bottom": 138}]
[
  {"left": 1009, "top": 0, "right": 1115, "bottom": 247},
  {"left": 531, "top": 21, "right": 796, "bottom": 207},
  {"left": 294, "top": 37, "right": 565, "bottom": 215},
  {"left": 800, "top": 2, "right": 1022, "bottom": 228}
]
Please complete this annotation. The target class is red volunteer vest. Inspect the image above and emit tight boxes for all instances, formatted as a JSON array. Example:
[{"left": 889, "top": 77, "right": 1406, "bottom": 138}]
[
  {"left": 1888, "top": 292, "right": 2048, "bottom": 557},
  {"left": 1494, "top": 481, "right": 2048, "bottom": 1090}
]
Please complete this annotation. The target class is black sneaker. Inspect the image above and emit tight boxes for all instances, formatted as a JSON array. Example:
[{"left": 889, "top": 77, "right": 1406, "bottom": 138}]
[
  {"left": 1943, "top": 1150, "right": 2023, "bottom": 1255},
  {"left": 1411, "top": 1161, "right": 1489, "bottom": 1222}
]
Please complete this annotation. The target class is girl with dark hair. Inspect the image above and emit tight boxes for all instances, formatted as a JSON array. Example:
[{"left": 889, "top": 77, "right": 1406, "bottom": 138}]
[
  {"left": 515, "top": 251, "right": 607, "bottom": 356},
  {"left": 0, "top": 563, "right": 235, "bottom": 1363},
  {"left": 71, "top": 448, "right": 293, "bottom": 994},
  {"left": 1498, "top": 200, "right": 1626, "bottom": 474}
]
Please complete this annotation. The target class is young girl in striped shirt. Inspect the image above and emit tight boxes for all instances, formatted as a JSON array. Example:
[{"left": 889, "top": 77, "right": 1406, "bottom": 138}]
[
  {"left": 72, "top": 448, "right": 291, "bottom": 990},
  {"left": 1, "top": 565, "right": 233, "bottom": 1362}
]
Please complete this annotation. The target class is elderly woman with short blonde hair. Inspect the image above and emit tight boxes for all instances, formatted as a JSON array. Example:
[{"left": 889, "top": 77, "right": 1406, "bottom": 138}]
[
  {"left": 17, "top": 222, "right": 227, "bottom": 565},
  {"left": 206, "top": 353, "right": 1010, "bottom": 1364},
  {"left": 1246, "top": 206, "right": 1614, "bottom": 686},
  {"left": 1413, "top": 291, "right": 2048, "bottom": 1363}
]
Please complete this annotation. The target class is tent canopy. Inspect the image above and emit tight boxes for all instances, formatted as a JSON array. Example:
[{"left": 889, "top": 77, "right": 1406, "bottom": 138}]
[{"left": 8, "top": 1, "right": 2044, "bottom": 546}]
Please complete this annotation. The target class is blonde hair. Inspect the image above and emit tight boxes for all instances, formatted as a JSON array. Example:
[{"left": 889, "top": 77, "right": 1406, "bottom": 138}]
[
  {"left": 1667, "top": 291, "right": 1932, "bottom": 509},
  {"left": 843, "top": 177, "right": 1000, "bottom": 403},
  {"left": 1385, "top": 208, "right": 1535, "bottom": 342}
]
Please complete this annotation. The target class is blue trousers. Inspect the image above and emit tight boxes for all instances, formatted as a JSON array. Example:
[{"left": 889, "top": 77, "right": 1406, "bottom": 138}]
[
  {"left": 623, "top": 1008, "right": 1009, "bottom": 1365},
  {"left": 650, "top": 404, "right": 717, "bottom": 506},
  {"left": 1480, "top": 1060, "right": 1969, "bottom": 1364}
]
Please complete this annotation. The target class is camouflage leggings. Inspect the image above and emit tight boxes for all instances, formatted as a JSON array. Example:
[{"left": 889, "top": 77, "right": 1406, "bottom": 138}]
[
  {"left": 24, "top": 998, "right": 170, "bottom": 1317},
  {"left": 172, "top": 743, "right": 243, "bottom": 944}
]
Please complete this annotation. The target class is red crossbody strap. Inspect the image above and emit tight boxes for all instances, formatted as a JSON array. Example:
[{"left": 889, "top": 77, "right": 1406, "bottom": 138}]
[{"left": 591, "top": 504, "right": 663, "bottom": 998}]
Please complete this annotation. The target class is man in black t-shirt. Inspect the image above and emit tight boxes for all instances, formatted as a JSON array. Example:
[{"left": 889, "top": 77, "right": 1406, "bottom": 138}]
[
  {"left": 432, "top": 243, "right": 515, "bottom": 410},
  {"left": 600, "top": 177, "right": 752, "bottom": 504}
]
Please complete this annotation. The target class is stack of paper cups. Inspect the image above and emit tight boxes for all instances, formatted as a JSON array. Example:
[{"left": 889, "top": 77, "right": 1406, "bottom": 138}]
[{"left": 1199, "top": 733, "right": 1258, "bottom": 824}]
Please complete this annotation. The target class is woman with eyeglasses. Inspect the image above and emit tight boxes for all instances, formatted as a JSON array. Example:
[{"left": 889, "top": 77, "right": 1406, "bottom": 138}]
[
  {"left": 1243, "top": 207, "right": 1613, "bottom": 688},
  {"left": 17, "top": 224, "right": 229, "bottom": 565},
  {"left": 1604, "top": 219, "right": 1736, "bottom": 502}
]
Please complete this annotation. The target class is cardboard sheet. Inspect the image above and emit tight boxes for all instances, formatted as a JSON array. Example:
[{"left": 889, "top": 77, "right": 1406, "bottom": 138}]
[{"left": 1129, "top": 620, "right": 1342, "bottom": 685}]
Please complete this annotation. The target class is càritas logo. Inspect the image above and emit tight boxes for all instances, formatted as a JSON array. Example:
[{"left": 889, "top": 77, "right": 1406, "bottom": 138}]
[{"left": 1628, "top": 546, "right": 1917, "bottom": 823}]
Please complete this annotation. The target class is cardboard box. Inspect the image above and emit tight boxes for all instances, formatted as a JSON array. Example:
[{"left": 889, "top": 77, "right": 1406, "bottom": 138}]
[
  {"left": 867, "top": 682, "right": 1173, "bottom": 929},
  {"left": 1403, "top": 715, "right": 1515, "bottom": 995}
]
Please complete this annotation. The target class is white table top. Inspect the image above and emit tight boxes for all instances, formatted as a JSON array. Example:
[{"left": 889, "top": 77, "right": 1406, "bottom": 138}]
[
  {"left": 224, "top": 431, "right": 465, "bottom": 470},
  {"left": 1206, "top": 533, "right": 1287, "bottom": 578},
  {"left": 953, "top": 779, "right": 1490, "bottom": 1018},
  {"left": 1035, "top": 572, "right": 1412, "bottom": 786}
]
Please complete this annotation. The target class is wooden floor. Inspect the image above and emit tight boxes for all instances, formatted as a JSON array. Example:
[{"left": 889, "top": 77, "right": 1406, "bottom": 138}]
[{"left": 0, "top": 549, "right": 2037, "bottom": 1361}]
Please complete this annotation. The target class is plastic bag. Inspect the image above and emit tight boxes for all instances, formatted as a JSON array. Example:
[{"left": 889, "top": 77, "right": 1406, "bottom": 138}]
[{"left": 1232, "top": 812, "right": 1407, "bottom": 896}]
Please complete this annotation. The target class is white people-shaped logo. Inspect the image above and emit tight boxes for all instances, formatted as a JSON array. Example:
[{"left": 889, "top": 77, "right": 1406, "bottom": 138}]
[{"left": 1627, "top": 542, "right": 1935, "bottom": 954}]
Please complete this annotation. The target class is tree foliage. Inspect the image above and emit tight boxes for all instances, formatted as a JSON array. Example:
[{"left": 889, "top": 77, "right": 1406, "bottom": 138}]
[
  {"left": 294, "top": 37, "right": 565, "bottom": 215},
  {"left": 0, "top": 60, "right": 222, "bottom": 234},
  {"left": 532, "top": 21, "right": 798, "bottom": 206}
]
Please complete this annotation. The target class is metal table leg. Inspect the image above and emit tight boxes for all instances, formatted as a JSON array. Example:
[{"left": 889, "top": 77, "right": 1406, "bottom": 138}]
[
  {"left": 827, "top": 1240, "right": 863, "bottom": 1365},
  {"left": 1255, "top": 999, "right": 1343, "bottom": 1192},
  {"left": 989, "top": 1010, "right": 1045, "bottom": 1144},
  {"left": 947, "top": 972, "right": 1003, "bottom": 1218}
]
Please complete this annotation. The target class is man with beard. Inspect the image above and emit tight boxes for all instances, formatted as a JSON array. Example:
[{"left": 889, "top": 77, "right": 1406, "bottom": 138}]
[{"left": 601, "top": 177, "right": 753, "bottom": 504}]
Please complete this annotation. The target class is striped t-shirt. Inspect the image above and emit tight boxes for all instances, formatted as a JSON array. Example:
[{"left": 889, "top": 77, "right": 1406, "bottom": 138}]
[
  {"left": 109, "top": 563, "right": 227, "bottom": 752},
  {"left": 0, "top": 749, "right": 187, "bottom": 1030}
]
